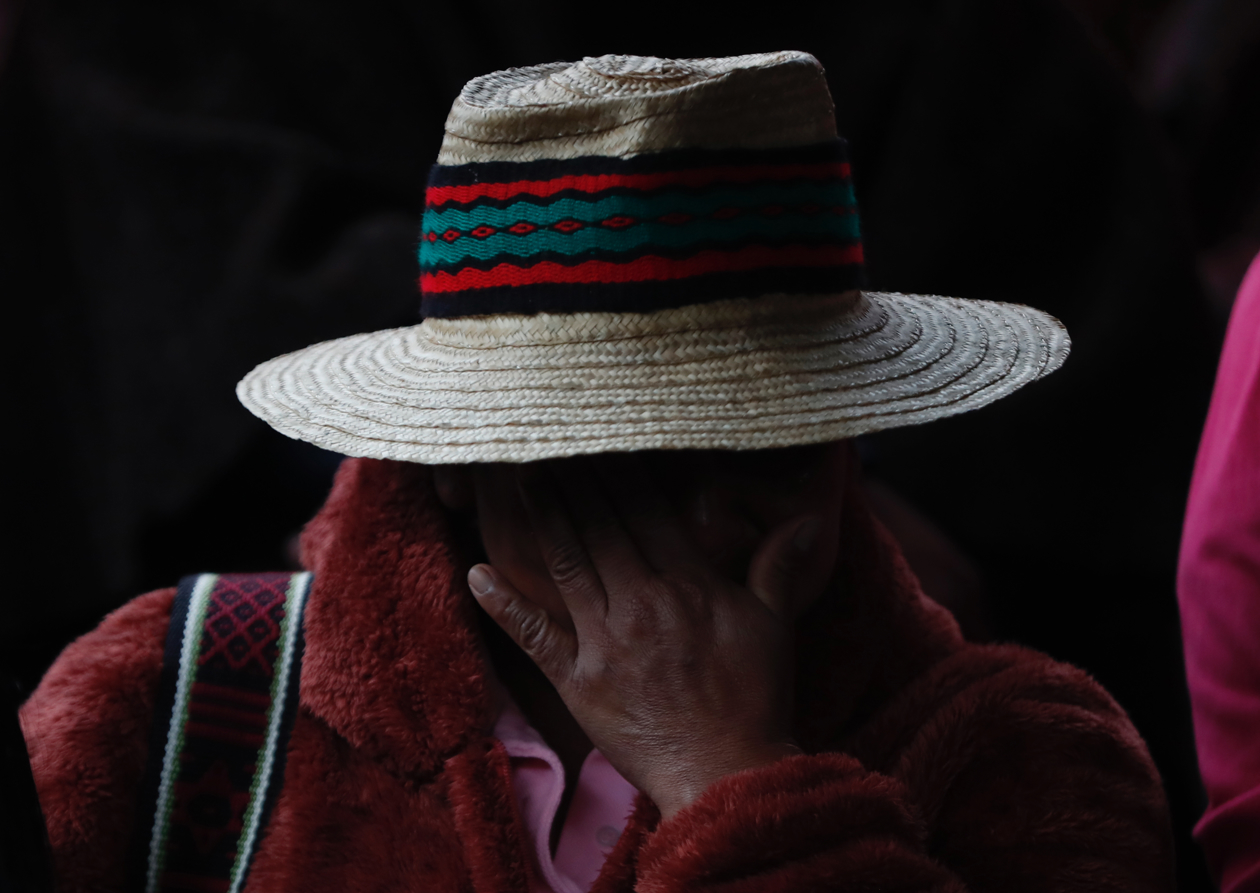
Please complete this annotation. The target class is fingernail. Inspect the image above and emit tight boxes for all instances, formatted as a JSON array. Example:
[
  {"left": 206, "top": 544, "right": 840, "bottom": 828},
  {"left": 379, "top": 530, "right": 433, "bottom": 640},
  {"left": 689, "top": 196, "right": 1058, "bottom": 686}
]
[
  {"left": 793, "top": 518, "right": 821, "bottom": 552},
  {"left": 468, "top": 565, "right": 494, "bottom": 597}
]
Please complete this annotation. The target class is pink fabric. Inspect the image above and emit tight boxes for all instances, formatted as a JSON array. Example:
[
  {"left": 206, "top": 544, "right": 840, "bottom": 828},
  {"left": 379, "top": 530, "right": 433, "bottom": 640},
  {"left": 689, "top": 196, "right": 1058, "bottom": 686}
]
[
  {"left": 493, "top": 701, "right": 639, "bottom": 893},
  {"left": 1178, "top": 250, "right": 1260, "bottom": 893}
]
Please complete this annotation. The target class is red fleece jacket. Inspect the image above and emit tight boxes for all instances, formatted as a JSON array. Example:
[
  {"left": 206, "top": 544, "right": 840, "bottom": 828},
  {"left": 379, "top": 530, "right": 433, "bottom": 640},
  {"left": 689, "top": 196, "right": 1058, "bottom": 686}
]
[{"left": 22, "top": 458, "right": 1174, "bottom": 892}]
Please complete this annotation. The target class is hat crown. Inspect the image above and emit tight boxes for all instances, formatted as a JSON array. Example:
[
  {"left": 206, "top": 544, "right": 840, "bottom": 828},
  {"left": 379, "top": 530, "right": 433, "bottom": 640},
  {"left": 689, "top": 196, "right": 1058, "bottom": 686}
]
[
  {"left": 550, "top": 55, "right": 710, "bottom": 94},
  {"left": 238, "top": 53, "right": 1071, "bottom": 463},
  {"left": 440, "top": 52, "right": 837, "bottom": 164}
]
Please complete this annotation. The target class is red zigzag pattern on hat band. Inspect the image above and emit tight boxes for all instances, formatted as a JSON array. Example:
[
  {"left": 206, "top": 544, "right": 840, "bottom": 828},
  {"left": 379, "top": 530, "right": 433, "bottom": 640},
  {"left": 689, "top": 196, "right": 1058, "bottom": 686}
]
[{"left": 420, "top": 243, "right": 865, "bottom": 293}]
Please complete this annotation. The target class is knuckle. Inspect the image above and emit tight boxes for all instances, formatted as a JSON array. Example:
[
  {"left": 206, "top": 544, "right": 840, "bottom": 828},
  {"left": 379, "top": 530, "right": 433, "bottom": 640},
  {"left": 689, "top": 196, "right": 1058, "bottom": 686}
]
[
  {"left": 543, "top": 541, "right": 591, "bottom": 588},
  {"left": 649, "top": 575, "right": 711, "bottom": 623},
  {"left": 510, "top": 605, "right": 554, "bottom": 657},
  {"left": 619, "top": 608, "right": 655, "bottom": 641},
  {"left": 671, "top": 575, "right": 711, "bottom": 606},
  {"left": 576, "top": 651, "right": 613, "bottom": 686},
  {"left": 621, "top": 599, "right": 693, "bottom": 650}
]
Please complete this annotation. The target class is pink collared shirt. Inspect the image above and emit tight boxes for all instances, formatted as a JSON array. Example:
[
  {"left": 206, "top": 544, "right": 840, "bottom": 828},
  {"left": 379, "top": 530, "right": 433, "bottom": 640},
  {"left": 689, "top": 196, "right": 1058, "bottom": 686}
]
[
  {"left": 1179, "top": 250, "right": 1260, "bottom": 893},
  {"left": 492, "top": 700, "right": 640, "bottom": 893}
]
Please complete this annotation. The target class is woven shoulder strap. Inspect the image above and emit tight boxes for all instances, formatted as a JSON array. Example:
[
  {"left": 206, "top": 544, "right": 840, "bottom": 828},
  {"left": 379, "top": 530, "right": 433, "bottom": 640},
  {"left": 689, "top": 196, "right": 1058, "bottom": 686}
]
[{"left": 129, "top": 572, "right": 311, "bottom": 893}]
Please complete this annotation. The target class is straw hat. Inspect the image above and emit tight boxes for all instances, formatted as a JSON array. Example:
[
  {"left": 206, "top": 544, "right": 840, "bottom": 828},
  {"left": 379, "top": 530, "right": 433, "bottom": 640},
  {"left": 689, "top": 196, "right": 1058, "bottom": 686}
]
[{"left": 237, "top": 51, "right": 1069, "bottom": 464}]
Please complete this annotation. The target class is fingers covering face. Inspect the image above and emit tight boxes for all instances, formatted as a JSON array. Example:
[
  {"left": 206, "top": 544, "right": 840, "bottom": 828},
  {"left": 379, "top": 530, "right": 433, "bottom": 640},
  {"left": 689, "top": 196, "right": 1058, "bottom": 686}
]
[
  {"left": 545, "top": 461, "right": 651, "bottom": 592},
  {"left": 467, "top": 563, "right": 577, "bottom": 681},
  {"left": 502, "top": 457, "right": 710, "bottom": 636},
  {"left": 514, "top": 464, "right": 611, "bottom": 626},
  {"left": 589, "top": 456, "right": 700, "bottom": 573}
]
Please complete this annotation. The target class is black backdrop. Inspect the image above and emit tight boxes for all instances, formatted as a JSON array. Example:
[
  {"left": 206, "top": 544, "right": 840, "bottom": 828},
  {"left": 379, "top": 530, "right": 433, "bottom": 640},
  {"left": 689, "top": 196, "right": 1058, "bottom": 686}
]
[{"left": 0, "top": 1, "right": 1223, "bottom": 888}]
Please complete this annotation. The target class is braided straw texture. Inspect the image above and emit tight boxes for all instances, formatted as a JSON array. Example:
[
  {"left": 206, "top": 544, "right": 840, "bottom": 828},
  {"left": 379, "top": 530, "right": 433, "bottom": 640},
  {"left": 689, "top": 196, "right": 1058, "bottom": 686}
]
[
  {"left": 236, "top": 291, "right": 1070, "bottom": 464},
  {"left": 439, "top": 52, "right": 837, "bottom": 163}
]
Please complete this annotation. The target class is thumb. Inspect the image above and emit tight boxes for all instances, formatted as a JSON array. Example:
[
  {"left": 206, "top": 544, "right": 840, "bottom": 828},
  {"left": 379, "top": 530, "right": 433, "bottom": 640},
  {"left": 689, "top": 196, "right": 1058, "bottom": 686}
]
[
  {"left": 747, "top": 515, "right": 824, "bottom": 618},
  {"left": 468, "top": 564, "right": 576, "bottom": 682}
]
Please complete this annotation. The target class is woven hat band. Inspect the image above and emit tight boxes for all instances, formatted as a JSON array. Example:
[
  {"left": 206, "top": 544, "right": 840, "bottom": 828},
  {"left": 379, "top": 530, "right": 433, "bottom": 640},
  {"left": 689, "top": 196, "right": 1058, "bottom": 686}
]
[{"left": 418, "top": 140, "right": 864, "bottom": 318}]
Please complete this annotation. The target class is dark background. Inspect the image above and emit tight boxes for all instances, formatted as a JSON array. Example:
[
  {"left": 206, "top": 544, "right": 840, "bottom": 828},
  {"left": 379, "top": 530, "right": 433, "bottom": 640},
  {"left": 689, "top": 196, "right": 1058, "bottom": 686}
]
[{"left": 2, "top": 0, "right": 1258, "bottom": 890}]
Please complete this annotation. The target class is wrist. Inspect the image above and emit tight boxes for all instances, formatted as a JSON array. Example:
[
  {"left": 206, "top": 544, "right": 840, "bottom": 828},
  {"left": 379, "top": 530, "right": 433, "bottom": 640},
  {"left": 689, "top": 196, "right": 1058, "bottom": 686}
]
[{"left": 650, "top": 740, "right": 804, "bottom": 820}]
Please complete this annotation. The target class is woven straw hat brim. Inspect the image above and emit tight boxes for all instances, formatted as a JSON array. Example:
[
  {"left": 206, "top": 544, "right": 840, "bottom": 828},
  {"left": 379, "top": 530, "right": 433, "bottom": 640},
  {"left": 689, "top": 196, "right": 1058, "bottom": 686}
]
[{"left": 236, "top": 292, "right": 1068, "bottom": 464}]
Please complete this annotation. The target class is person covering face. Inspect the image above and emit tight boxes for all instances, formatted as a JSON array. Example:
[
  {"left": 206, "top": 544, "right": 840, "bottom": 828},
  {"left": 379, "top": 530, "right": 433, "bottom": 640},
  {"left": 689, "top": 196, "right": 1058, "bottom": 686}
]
[{"left": 21, "top": 53, "right": 1174, "bottom": 893}]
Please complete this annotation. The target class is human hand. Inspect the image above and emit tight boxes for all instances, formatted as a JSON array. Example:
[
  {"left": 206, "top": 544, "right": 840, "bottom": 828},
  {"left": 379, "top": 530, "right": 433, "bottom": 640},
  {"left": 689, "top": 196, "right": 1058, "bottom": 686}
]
[{"left": 466, "top": 453, "right": 842, "bottom": 818}]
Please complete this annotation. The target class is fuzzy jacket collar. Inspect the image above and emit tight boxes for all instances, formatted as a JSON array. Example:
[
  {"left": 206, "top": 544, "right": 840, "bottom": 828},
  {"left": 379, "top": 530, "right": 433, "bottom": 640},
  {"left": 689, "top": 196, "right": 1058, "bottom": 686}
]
[{"left": 295, "top": 458, "right": 963, "bottom": 782}]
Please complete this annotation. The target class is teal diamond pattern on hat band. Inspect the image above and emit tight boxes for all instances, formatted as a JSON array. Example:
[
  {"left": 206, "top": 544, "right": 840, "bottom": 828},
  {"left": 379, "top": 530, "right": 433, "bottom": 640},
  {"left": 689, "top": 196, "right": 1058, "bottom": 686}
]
[
  {"left": 422, "top": 209, "right": 861, "bottom": 265},
  {"left": 420, "top": 180, "right": 858, "bottom": 267}
]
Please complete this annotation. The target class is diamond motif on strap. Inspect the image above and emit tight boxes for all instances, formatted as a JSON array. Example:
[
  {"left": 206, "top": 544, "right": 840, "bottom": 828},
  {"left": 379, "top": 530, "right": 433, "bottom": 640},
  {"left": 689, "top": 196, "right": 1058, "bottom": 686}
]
[{"left": 198, "top": 576, "right": 290, "bottom": 676}]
